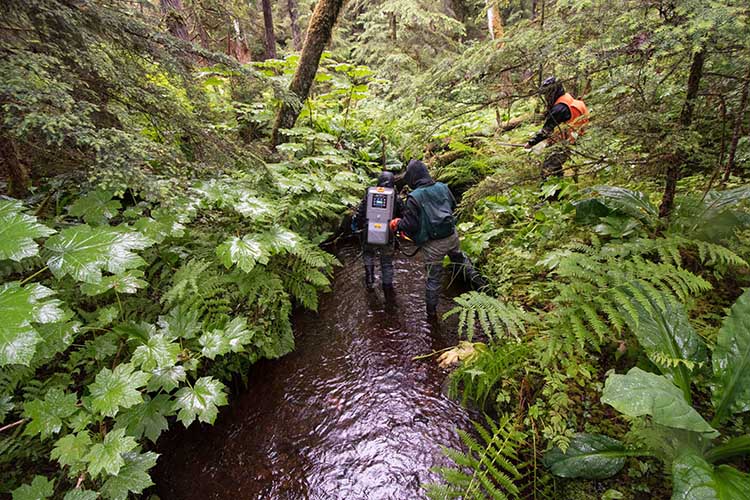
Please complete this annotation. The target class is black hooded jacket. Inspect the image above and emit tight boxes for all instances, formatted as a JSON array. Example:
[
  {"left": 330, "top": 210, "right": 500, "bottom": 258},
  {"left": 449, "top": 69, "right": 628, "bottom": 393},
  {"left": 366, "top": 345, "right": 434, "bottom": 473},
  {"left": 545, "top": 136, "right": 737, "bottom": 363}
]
[
  {"left": 354, "top": 171, "right": 403, "bottom": 230},
  {"left": 396, "top": 160, "right": 456, "bottom": 238},
  {"left": 528, "top": 83, "right": 573, "bottom": 147}
]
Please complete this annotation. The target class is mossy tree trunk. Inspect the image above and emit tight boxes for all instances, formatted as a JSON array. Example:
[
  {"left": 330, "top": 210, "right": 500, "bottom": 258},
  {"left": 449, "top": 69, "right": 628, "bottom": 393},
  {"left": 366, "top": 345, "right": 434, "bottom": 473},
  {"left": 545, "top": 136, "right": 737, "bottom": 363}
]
[
  {"left": 723, "top": 65, "right": 750, "bottom": 182},
  {"left": 271, "top": 0, "right": 347, "bottom": 146}
]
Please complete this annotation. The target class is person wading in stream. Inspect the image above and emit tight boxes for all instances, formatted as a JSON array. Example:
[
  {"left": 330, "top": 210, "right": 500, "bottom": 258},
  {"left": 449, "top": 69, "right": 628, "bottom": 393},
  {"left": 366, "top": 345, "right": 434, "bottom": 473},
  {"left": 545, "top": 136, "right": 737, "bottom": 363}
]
[
  {"left": 352, "top": 171, "right": 404, "bottom": 291},
  {"left": 389, "top": 160, "right": 486, "bottom": 318},
  {"left": 524, "top": 76, "right": 589, "bottom": 184}
]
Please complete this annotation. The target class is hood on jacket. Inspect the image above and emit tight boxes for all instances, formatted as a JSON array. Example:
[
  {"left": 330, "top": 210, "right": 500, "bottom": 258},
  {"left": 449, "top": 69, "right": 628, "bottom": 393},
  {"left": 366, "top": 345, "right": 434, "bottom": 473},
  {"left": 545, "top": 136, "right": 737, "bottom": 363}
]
[
  {"left": 377, "top": 171, "right": 395, "bottom": 188},
  {"left": 540, "top": 76, "right": 565, "bottom": 110},
  {"left": 404, "top": 159, "right": 434, "bottom": 189}
]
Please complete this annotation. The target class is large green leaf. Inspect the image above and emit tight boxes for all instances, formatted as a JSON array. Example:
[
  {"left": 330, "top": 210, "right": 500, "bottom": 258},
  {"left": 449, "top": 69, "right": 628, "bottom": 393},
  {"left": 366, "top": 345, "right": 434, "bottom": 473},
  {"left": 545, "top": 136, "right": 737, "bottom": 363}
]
[
  {"left": 23, "top": 387, "right": 78, "bottom": 440},
  {"left": 0, "top": 282, "right": 65, "bottom": 366},
  {"left": 68, "top": 190, "right": 122, "bottom": 226},
  {"left": 711, "top": 289, "right": 750, "bottom": 426},
  {"left": 114, "top": 394, "right": 173, "bottom": 443},
  {"left": 45, "top": 225, "right": 152, "bottom": 283},
  {"left": 672, "top": 453, "right": 750, "bottom": 500},
  {"left": 131, "top": 333, "right": 180, "bottom": 371},
  {"left": 602, "top": 368, "right": 718, "bottom": 437},
  {"left": 63, "top": 490, "right": 99, "bottom": 500},
  {"left": 0, "top": 199, "right": 55, "bottom": 261},
  {"left": 79, "top": 269, "right": 148, "bottom": 296},
  {"left": 100, "top": 451, "right": 157, "bottom": 500},
  {"left": 63, "top": 490, "right": 98, "bottom": 500},
  {"left": 543, "top": 433, "right": 630, "bottom": 479},
  {"left": 621, "top": 288, "right": 705, "bottom": 402},
  {"left": 582, "top": 186, "right": 658, "bottom": 224},
  {"left": 173, "top": 376, "right": 228, "bottom": 427},
  {"left": 11, "top": 475, "right": 54, "bottom": 500},
  {"left": 51, "top": 431, "right": 92, "bottom": 470},
  {"left": 215, "top": 234, "right": 269, "bottom": 272},
  {"left": 88, "top": 363, "right": 150, "bottom": 417},
  {"left": 146, "top": 365, "right": 186, "bottom": 393},
  {"left": 199, "top": 317, "right": 252, "bottom": 360},
  {"left": 83, "top": 428, "right": 138, "bottom": 478}
]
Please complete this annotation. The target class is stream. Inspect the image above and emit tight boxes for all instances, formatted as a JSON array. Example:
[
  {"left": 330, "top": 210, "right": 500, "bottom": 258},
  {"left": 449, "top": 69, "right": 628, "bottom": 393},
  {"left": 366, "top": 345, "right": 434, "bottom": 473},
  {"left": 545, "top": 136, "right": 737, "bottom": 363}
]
[{"left": 154, "top": 242, "right": 475, "bottom": 499}]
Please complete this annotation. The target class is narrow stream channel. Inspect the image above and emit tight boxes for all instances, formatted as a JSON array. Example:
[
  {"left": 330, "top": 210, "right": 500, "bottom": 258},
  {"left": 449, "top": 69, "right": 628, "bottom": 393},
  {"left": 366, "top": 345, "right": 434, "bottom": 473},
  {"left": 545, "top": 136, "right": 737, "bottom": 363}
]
[{"left": 154, "top": 243, "right": 475, "bottom": 499}]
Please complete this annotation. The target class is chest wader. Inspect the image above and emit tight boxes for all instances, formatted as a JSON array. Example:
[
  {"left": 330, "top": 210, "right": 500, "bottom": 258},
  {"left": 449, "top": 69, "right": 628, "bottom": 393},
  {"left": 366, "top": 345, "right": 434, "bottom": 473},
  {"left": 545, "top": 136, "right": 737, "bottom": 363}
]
[{"left": 363, "top": 186, "right": 396, "bottom": 290}]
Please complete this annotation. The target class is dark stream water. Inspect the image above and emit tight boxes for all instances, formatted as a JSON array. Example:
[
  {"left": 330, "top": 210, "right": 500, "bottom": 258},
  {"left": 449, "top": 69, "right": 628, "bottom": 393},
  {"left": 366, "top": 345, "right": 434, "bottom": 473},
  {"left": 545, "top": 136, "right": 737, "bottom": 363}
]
[{"left": 154, "top": 243, "right": 474, "bottom": 499}]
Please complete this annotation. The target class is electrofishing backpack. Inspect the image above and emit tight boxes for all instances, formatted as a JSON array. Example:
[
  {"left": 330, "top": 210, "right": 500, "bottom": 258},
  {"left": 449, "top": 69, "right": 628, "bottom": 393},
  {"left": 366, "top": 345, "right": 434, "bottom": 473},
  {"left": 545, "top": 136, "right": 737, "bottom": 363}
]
[{"left": 364, "top": 186, "right": 396, "bottom": 245}]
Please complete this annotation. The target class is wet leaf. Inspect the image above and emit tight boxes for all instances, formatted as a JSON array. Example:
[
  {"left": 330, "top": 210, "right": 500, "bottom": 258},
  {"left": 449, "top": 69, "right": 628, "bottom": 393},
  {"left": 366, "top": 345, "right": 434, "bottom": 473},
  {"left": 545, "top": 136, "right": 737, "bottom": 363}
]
[
  {"left": 83, "top": 428, "right": 137, "bottom": 478},
  {"left": 602, "top": 368, "right": 718, "bottom": 437},
  {"left": 11, "top": 475, "right": 54, "bottom": 500},
  {"left": 173, "top": 376, "right": 227, "bottom": 427},
  {"left": 711, "top": 289, "right": 750, "bottom": 425},
  {"left": 51, "top": 431, "right": 92, "bottom": 470},
  {"left": 216, "top": 234, "right": 268, "bottom": 272},
  {"left": 114, "top": 394, "right": 173, "bottom": 443},
  {"left": 23, "top": 387, "right": 78, "bottom": 440},
  {"left": 0, "top": 282, "right": 65, "bottom": 366},
  {"left": 0, "top": 199, "right": 55, "bottom": 261},
  {"left": 543, "top": 433, "right": 628, "bottom": 479},
  {"left": 45, "top": 225, "right": 152, "bottom": 284},
  {"left": 89, "top": 363, "right": 149, "bottom": 417},
  {"left": 131, "top": 334, "right": 180, "bottom": 371},
  {"left": 100, "top": 451, "right": 157, "bottom": 500},
  {"left": 68, "top": 190, "right": 121, "bottom": 226}
]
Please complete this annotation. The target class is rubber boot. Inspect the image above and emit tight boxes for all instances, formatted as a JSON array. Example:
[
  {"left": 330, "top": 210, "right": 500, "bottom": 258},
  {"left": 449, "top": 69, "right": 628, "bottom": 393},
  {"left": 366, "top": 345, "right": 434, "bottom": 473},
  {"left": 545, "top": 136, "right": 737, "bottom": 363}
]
[{"left": 364, "top": 265, "right": 375, "bottom": 291}]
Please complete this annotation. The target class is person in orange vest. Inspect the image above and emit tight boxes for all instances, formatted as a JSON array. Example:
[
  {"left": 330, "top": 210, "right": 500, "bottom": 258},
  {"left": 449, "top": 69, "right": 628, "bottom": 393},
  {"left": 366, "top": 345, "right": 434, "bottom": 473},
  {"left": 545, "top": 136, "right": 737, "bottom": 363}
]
[{"left": 524, "top": 76, "right": 589, "bottom": 181}]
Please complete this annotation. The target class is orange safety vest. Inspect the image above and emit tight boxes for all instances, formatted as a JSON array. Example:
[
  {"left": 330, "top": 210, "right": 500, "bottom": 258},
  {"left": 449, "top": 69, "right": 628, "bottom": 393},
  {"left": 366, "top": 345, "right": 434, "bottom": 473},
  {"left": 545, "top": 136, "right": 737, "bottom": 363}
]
[{"left": 553, "top": 93, "right": 589, "bottom": 143}]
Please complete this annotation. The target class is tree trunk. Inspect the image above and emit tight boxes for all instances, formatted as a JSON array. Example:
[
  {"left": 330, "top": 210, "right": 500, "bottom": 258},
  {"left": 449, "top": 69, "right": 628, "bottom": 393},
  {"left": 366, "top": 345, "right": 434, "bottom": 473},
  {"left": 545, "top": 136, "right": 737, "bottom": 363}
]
[
  {"left": 723, "top": 65, "right": 750, "bottom": 182},
  {"left": 659, "top": 49, "right": 705, "bottom": 218},
  {"left": 0, "top": 135, "right": 30, "bottom": 198},
  {"left": 271, "top": 0, "right": 346, "bottom": 146},
  {"left": 487, "top": 0, "right": 504, "bottom": 43},
  {"left": 389, "top": 13, "right": 397, "bottom": 42},
  {"left": 261, "top": 0, "right": 277, "bottom": 59},
  {"left": 531, "top": 0, "right": 537, "bottom": 20},
  {"left": 287, "top": 0, "right": 302, "bottom": 51},
  {"left": 160, "top": 0, "right": 190, "bottom": 41}
]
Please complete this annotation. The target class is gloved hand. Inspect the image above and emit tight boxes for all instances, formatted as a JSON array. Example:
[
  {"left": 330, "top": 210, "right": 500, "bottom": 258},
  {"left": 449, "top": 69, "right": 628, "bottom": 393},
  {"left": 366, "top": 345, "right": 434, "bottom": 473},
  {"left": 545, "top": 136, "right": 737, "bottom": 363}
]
[
  {"left": 389, "top": 218, "right": 401, "bottom": 233},
  {"left": 523, "top": 142, "right": 532, "bottom": 150}
]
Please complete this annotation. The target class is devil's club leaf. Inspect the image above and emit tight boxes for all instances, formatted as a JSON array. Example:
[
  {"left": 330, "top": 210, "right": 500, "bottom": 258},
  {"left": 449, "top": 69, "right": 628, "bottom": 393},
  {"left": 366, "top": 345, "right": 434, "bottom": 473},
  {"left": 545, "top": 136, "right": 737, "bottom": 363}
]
[
  {"left": 0, "top": 199, "right": 55, "bottom": 261},
  {"left": 0, "top": 282, "right": 65, "bottom": 366},
  {"left": 45, "top": 225, "right": 152, "bottom": 283},
  {"left": 147, "top": 365, "right": 186, "bottom": 393},
  {"left": 51, "top": 431, "right": 92, "bottom": 470},
  {"left": 23, "top": 387, "right": 78, "bottom": 440},
  {"left": 80, "top": 270, "right": 148, "bottom": 296},
  {"left": 63, "top": 490, "right": 98, "bottom": 500},
  {"left": 11, "top": 475, "right": 54, "bottom": 500},
  {"left": 131, "top": 334, "right": 179, "bottom": 371},
  {"left": 89, "top": 363, "right": 149, "bottom": 417},
  {"left": 602, "top": 368, "right": 718, "bottom": 437},
  {"left": 173, "top": 376, "right": 228, "bottom": 427},
  {"left": 68, "top": 190, "right": 122, "bottom": 226},
  {"left": 100, "top": 451, "right": 158, "bottom": 500},
  {"left": 712, "top": 289, "right": 750, "bottom": 425},
  {"left": 216, "top": 235, "right": 268, "bottom": 272},
  {"left": 83, "top": 428, "right": 137, "bottom": 478},
  {"left": 114, "top": 394, "right": 173, "bottom": 443},
  {"left": 543, "top": 433, "right": 628, "bottom": 479},
  {"left": 199, "top": 317, "right": 252, "bottom": 359}
]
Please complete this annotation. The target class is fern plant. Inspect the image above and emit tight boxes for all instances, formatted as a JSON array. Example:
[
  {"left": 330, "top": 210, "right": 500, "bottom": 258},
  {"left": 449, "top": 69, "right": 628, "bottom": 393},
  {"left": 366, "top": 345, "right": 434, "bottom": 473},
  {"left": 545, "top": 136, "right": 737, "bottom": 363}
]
[
  {"left": 425, "top": 415, "right": 526, "bottom": 500},
  {"left": 445, "top": 292, "right": 527, "bottom": 342}
]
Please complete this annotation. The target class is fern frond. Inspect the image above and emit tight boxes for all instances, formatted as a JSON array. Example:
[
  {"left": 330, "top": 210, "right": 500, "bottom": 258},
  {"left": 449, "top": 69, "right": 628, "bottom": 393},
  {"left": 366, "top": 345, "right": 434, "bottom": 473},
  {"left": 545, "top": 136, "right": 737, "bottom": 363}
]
[
  {"left": 445, "top": 292, "right": 527, "bottom": 341},
  {"left": 426, "top": 415, "right": 524, "bottom": 500}
]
